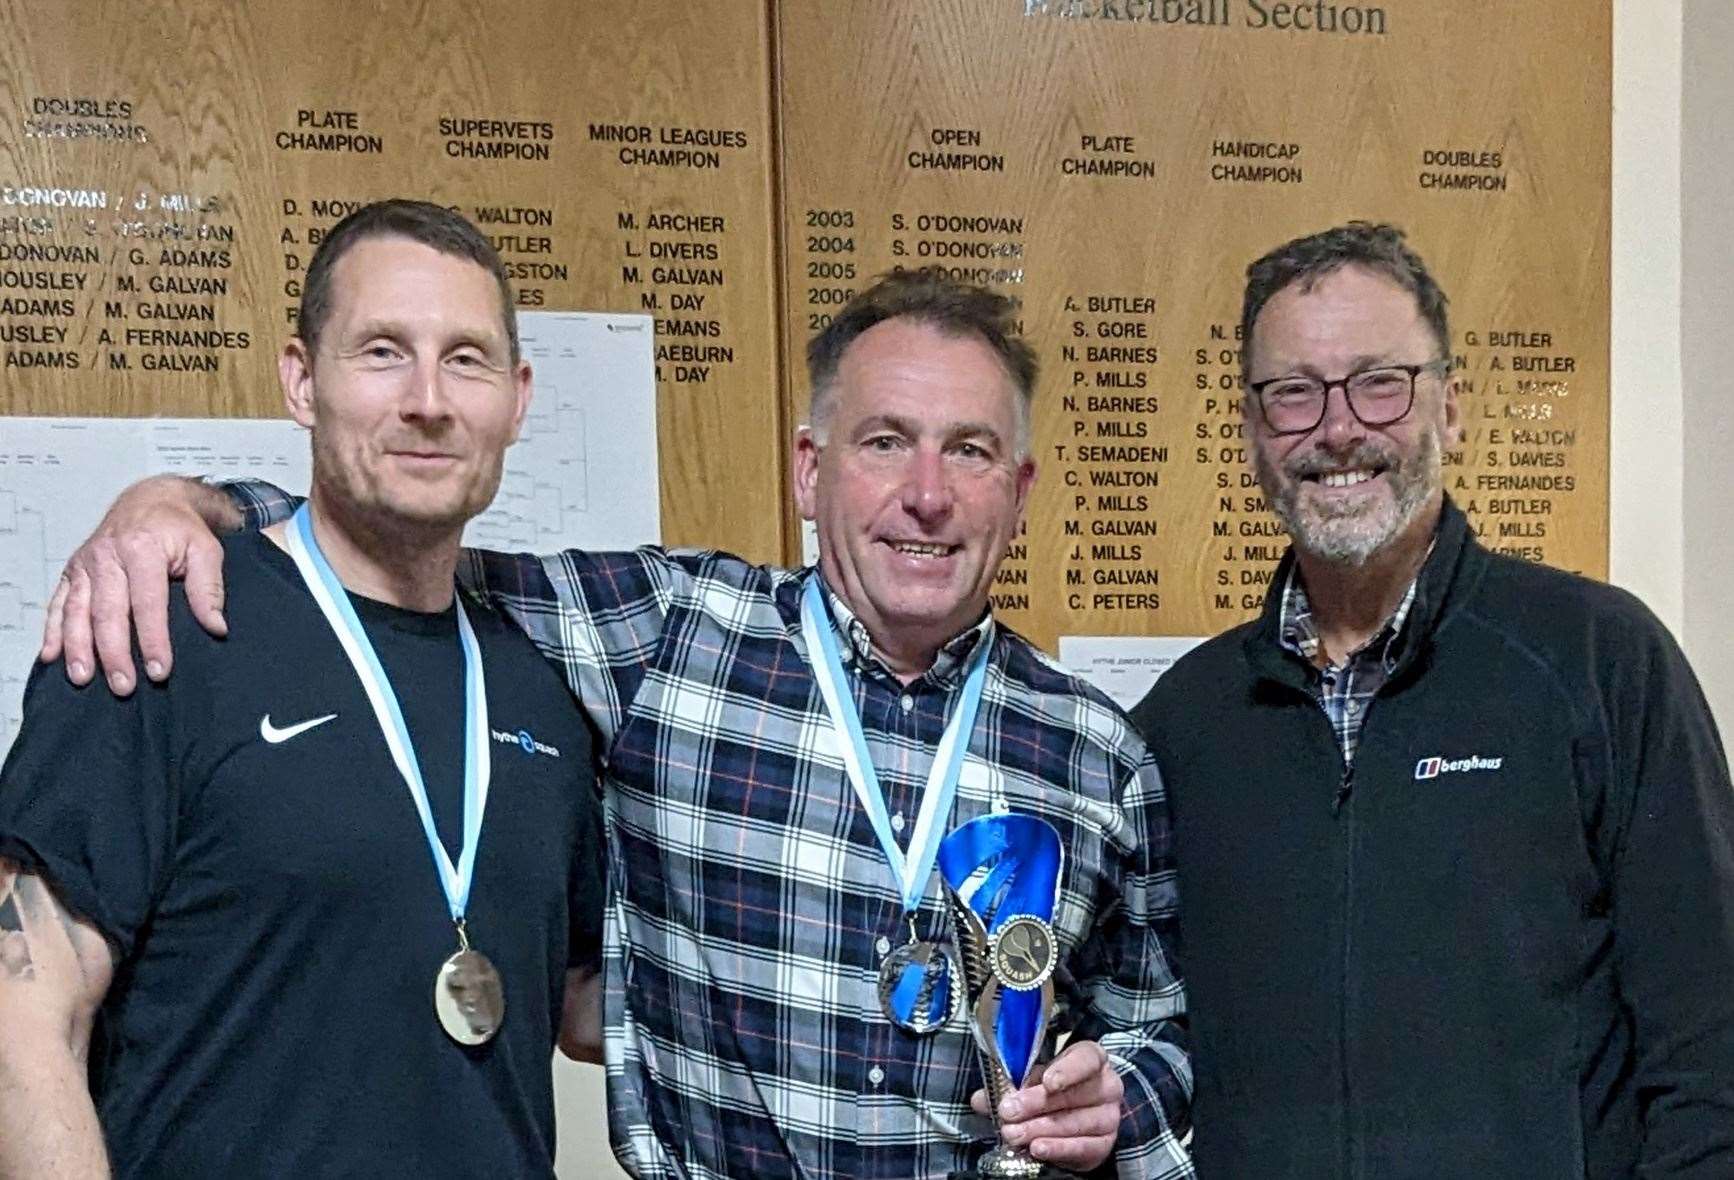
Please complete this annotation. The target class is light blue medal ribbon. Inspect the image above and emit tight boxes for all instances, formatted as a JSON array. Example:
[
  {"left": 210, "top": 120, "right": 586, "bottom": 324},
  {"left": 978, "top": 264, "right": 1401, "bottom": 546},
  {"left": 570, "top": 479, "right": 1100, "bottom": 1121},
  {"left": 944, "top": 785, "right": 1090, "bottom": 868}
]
[
  {"left": 282, "top": 504, "right": 492, "bottom": 929},
  {"left": 801, "top": 577, "right": 991, "bottom": 1029}
]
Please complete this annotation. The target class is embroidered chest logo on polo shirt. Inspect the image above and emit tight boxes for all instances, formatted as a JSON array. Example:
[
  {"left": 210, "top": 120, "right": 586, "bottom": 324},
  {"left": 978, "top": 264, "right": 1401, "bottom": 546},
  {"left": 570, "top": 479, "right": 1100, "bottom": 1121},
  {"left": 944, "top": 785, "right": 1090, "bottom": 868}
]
[
  {"left": 1414, "top": 754, "right": 1504, "bottom": 780},
  {"left": 491, "top": 727, "right": 561, "bottom": 758}
]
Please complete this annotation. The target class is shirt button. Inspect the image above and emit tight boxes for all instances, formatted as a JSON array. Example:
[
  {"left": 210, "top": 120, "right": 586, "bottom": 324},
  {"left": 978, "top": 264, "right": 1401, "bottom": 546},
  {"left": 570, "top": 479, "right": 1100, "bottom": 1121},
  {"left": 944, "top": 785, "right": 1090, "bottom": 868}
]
[
  {"left": 900, "top": 694, "right": 914, "bottom": 713},
  {"left": 868, "top": 1066, "right": 885, "bottom": 1085},
  {"left": 890, "top": 812, "right": 906, "bottom": 833},
  {"left": 875, "top": 936, "right": 891, "bottom": 956},
  {"left": 1345, "top": 701, "right": 1360, "bottom": 715}
]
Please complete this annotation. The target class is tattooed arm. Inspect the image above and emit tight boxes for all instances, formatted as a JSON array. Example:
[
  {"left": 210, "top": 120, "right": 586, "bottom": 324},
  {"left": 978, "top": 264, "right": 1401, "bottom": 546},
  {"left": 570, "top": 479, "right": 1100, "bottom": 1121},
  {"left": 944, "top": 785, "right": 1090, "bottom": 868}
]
[{"left": 0, "top": 857, "right": 116, "bottom": 1179}]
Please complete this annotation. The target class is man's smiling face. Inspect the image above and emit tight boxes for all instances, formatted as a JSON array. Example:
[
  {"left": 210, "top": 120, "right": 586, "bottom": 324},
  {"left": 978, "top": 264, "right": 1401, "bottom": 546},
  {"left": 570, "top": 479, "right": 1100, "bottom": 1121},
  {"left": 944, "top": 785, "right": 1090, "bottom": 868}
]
[
  {"left": 1245, "top": 264, "right": 1459, "bottom": 566},
  {"left": 793, "top": 317, "right": 1034, "bottom": 672}
]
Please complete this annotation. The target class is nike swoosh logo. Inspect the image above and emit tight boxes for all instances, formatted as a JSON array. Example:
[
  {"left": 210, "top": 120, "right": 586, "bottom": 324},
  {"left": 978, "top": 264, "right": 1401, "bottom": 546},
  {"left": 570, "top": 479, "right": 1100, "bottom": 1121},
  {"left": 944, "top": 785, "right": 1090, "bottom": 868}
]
[{"left": 260, "top": 713, "right": 338, "bottom": 744}]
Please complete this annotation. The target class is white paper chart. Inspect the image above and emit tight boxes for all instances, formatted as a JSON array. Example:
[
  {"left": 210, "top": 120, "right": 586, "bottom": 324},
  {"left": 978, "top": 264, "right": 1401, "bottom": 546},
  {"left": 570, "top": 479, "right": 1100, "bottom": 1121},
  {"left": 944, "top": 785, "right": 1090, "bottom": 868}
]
[
  {"left": 0, "top": 310, "right": 657, "bottom": 757},
  {"left": 469, "top": 312, "right": 658, "bottom": 553},
  {"left": 1057, "top": 634, "right": 1206, "bottom": 712}
]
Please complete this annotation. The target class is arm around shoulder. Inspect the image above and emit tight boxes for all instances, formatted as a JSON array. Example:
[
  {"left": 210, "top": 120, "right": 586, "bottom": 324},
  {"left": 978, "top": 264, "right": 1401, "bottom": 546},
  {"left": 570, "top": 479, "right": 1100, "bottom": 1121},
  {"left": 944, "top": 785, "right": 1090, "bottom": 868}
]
[
  {"left": 0, "top": 857, "right": 115, "bottom": 1179},
  {"left": 42, "top": 473, "right": 245, "bottom": 696}
]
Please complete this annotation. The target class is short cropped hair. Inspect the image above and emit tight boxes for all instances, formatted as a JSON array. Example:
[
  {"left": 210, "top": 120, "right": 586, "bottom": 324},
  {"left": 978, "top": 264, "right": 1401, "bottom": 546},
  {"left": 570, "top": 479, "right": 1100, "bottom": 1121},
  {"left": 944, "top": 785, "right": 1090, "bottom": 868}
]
[
  {"left": 297, "top": 198, "right": 519, "bottom": 363},
  {"left": 806, "top": 268, "right": 1038, "bottom": 456},
  {"left": 1240, "top": 221, "right": 1450, "bottom": 378}
]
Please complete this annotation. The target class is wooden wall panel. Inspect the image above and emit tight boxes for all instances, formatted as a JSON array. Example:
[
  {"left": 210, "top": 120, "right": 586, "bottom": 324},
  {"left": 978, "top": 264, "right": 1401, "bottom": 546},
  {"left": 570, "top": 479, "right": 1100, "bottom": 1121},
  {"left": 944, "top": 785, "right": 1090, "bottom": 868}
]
[
  {"left": 0, "top": 0, "right": 783, "bottom": 556},
  {"left": 0, "top": 1, "right": 1612, "bottom": 642},
  {"left": 776, "top": 0, "right": 1611, "bottom": 648}
]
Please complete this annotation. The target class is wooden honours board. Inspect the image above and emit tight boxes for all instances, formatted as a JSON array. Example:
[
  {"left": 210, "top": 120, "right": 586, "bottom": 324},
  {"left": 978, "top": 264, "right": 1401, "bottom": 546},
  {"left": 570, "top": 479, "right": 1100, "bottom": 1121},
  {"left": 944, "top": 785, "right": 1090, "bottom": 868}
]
[
  {"left": 776, "top": 0, "right": 1611, "bottom": 648},
  {"left": 0, "top": 0, "right": 782, "bottom": 556},
  {"left": 2, "top": 1, "right": 1611, "bottom": 645}
]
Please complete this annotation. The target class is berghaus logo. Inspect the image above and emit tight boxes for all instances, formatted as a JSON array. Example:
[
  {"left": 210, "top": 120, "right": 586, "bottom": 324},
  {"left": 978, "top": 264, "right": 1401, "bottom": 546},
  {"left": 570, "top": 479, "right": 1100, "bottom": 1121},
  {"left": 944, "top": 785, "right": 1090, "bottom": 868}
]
[{"left": 1414, "top": 754, "right": 1504, "bottom": 780}]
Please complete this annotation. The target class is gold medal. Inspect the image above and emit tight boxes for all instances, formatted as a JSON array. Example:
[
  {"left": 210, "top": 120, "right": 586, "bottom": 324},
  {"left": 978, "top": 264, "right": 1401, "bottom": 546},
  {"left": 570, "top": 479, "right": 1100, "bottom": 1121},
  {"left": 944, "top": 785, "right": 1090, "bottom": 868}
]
[{"left": 435, "top": 922, "right": 506, "bottom": 1045}]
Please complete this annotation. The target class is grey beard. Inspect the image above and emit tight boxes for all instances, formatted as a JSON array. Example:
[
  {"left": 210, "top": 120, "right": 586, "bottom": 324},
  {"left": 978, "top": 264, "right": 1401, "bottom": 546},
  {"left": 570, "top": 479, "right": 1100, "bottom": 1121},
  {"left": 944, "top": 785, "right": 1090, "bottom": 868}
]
[{"left": 1258, "top": 428, "right": 1441, "bottom": 566}]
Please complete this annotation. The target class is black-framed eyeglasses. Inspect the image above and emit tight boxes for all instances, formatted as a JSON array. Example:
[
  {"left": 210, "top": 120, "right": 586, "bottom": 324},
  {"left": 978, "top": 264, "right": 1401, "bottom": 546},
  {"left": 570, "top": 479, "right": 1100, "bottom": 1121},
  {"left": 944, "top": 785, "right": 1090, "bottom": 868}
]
[{"left": 1247, "top": 360, "right": 1450, "bottom": 436}]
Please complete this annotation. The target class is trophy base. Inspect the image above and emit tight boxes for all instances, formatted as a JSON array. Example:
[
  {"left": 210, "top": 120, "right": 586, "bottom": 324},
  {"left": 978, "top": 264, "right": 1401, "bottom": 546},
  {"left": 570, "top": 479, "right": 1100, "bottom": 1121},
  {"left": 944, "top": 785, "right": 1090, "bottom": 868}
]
[{"left": 949, "top": 1144, "right": 1076, "bottom": 1179}]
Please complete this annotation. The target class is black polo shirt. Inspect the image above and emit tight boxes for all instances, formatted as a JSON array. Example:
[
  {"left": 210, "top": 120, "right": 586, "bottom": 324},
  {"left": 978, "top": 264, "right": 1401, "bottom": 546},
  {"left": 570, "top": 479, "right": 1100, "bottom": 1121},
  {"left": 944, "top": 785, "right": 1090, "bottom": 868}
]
[{"left": 0, "top": 531, "right": 603, "bottom": 1177}]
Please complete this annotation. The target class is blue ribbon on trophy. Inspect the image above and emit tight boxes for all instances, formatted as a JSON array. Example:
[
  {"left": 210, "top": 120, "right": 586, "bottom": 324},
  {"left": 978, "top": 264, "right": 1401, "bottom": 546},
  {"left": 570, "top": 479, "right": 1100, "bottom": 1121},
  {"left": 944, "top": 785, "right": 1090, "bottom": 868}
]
[{"left": 938, "top": 813, "right": 1068, "bottom": 1179}]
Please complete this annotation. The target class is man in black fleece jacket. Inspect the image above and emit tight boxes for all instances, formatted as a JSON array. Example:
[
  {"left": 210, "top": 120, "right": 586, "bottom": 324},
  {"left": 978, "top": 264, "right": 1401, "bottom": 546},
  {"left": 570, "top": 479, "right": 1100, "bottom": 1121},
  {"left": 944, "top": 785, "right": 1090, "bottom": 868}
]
[{"left": 1133, "top": 221, "right": 1734, "bottom": 1178}]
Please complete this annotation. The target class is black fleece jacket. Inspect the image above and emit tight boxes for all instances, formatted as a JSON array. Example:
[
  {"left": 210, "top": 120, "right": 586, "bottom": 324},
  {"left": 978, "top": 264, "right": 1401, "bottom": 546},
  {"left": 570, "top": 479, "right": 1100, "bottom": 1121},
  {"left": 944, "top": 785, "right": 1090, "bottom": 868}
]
[{"left": 1132, "top": 498, "right": 1734, "bottom": 1179}]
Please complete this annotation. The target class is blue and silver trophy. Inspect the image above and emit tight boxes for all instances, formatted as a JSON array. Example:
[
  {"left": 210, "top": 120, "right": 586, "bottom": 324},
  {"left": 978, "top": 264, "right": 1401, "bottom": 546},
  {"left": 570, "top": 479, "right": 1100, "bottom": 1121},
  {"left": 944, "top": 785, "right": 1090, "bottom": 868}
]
[{"left": 938, "top": 813, "right": 1072, "bottom": 1180}]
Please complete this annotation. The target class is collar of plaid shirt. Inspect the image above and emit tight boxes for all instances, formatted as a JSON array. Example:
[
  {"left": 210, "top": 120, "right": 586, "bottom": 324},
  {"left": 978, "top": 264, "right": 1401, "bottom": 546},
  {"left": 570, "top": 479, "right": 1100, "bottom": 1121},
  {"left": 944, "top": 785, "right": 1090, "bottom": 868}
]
[
  {"left": 1276, "top": 561, "right": 1418, "bottom": 674},
  {"left": 815, "top": 574, "right": 995, "bottom": 690},
  {"left": 1277, "top": 560, "right": 1422, "bottom": 766}
]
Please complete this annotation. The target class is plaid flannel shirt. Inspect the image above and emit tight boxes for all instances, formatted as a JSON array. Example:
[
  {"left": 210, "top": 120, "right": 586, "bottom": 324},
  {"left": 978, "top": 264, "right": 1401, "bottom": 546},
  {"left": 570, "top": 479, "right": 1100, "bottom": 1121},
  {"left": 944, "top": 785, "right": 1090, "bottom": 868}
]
[
  {"left": 232, "top": 483, "right": 1193, "bottom": 1180},
  {"left": 1276, "top": 563, "right": 1420, "bottom": 767}
]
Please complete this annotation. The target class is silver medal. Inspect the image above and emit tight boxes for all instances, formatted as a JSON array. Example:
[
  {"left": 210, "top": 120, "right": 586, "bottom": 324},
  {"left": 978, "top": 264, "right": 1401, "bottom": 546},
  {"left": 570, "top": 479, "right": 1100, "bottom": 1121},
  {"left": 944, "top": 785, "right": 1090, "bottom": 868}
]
[
  {"left": 435, "top": 924, "right": 506, "bottom": 1046},
  {"left": 878, "top": 929, "right": 963, "bottom": 1035}
]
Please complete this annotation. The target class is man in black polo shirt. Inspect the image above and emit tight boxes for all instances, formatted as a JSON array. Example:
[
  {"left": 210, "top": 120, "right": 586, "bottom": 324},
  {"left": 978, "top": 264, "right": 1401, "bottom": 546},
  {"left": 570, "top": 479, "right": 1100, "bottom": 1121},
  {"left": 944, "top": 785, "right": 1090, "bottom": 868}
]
[{"left": 0, "top": 200, "right": 603, "bottom": 1176}]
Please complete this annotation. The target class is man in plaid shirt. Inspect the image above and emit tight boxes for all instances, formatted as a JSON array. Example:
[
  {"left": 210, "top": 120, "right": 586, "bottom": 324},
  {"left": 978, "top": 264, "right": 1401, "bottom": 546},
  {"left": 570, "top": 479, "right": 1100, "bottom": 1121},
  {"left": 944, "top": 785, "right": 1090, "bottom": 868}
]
[{"left": 47, "top": 271, "right": 1193, "bottom": 1179}]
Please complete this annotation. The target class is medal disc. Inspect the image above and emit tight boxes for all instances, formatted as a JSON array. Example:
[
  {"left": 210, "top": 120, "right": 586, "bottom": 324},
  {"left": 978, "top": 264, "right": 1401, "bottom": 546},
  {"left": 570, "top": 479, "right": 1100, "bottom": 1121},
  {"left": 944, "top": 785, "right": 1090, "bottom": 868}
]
[
  {"left": 435, "top": 948, "right": 506, "bottom": 1045},
  {"left": 989, "top": 915, "right": 1056, "bottom": 992},
  {"left": 878, "top": 938, "right": 962, "bottom": 1035}
]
